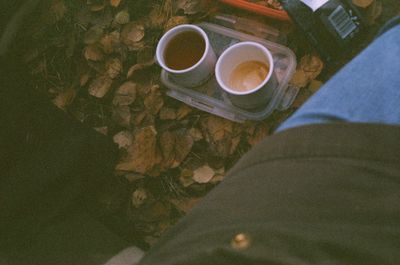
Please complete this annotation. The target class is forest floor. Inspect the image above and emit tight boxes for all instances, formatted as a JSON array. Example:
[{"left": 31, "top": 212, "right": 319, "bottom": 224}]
[{"left": 17, "top": 0, "right": 400, "bottom": 249}]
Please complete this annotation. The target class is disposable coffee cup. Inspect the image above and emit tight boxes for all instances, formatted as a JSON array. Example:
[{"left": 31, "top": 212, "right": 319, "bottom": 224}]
[
  {"left": 215, "top": 41, "right": 277, "bottom": 109},
  {"left": 156, "top": 24, "right": 217, "bottom": 88}
]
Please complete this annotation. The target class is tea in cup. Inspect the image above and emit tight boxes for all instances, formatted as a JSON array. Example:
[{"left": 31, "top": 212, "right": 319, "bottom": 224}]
[{"left": 156, "top": 24, "right": 217, "bottom": 87}]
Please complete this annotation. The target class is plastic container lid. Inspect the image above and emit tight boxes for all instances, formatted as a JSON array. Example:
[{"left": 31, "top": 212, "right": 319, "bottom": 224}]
[
  {"left": 161, "top": 22, "right": 298, "bottom": 123},
  {"left": 219, "top": 0, "right": 290, "bottom": 21}
]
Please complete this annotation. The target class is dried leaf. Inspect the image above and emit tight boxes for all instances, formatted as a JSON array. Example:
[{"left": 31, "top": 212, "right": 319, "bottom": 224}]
[
  {"left": 84, "top": 45, "right": 104, "bottom": 61},
  {"left": 308, "top": 80, "right": 324, "bottom": 93},
  {"left": 200, "top": 115, "right": 241, "bottom": 157},
  {"left": 84, "top": 25, "right": 104, "bottom": 45},
  {"left": 52, "top": 87, "right": 76, "bottom": 110},
  {"left": 175, "top": 0, "right": 205, "bottom": 15},
  {"left": 106, "top": 58, "right": 122, "bottom": 79},
  {"left": 88, "top": 75, "right": 113, "bottom": 98},
  {"left": 132, "top": 188, "right": 147, "bottom": 208},
  {"left": 188, "top": 127, "right": 203, "bottom": 141},
  {"left": 126, "top": 59, "right": 155, "bottom": 79},
  {"left": 192, "top": 165, "right": 215, "bottom": 184},
  {"left": 80, "top": 73, "right": 91, "bottom": 87},
  {"left": 289, "top": 69, "right": 309, "bottom": 88},
  {"left": 179, "top": 169, "right": 195, "bottom": 187},
  {"left": 113, "top": 131, "right": 133, "bottom": 149},
  {"left": 50, "top": 0, "right": 67, "bottom": 22},
  {"left": 299, "top": 54, "right": 324, "bottom": 80},
  {"left": 94, "top": 126, "right": 108, "bottom": 135},
  {"left": 176, "top": 105, "right": 192, "bottom": 120},
  {"left": 112, "top": 105, "right": 131, "bottom": 127},
  {"left": 352, "top": 0, "right": 374, "bottom": 8},
  {"left": 90, "top": 1, "right": 106, "bottom": 12},
  {"left": 116, "top": 126, "right": 162, "bottom": 174},
  {"left": 159, "top": 129, "right": 194, "bottom": 169},
  {"left": 113, "top": 81, "right": 137, "bottom": 106},
  {"left": 164, "top": 16, "right": 189, "bottom": 32},
  {"left": 115, "top": 10, "right": 130, "bottom": 24},
  {"left": 121, "top": 22, "right": 145, "bottom": 47},
  {"left": 159, "top": 107, "right": 177, "bottom": 120},
  {"left": 145, "top": 5, "right": 167, "bottom": 28},
  {"left": 169, "top": 197, "right": 202, "bottom": 213},
  {"left": 99, "top": 31, "right": 121, "bottom": 54},
  {"left": 248, "top": 124, "right": 270, "bottom": 147},
  {"left": 144, "top": 85, "right": 164, "bottom": 115},
  {"left": 110, "top": 0, "right": 122, "bottom": 7}
]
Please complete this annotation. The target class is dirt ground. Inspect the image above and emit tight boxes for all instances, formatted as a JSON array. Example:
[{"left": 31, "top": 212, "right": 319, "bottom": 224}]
[{"left": 15, "top": 0, "right": 400, "bottom": 248}]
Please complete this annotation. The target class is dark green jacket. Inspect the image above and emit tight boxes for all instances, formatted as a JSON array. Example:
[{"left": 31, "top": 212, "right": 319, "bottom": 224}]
[{"left": 139, "top": 123, "right": 400, "bottom": 265}]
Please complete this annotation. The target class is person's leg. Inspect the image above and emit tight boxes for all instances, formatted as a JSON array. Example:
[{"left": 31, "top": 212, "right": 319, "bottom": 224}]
[{"left": 276, "top": 22, "right": 400, "bottom": 133}]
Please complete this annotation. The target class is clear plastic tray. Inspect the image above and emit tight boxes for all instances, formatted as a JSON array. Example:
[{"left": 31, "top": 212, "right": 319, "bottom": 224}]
[{"left": 161, "top": 22, "right": 298, "bottom": 123}]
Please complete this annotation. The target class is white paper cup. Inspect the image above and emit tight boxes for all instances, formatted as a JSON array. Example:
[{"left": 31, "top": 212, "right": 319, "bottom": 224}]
[
  {"left": 215, "top": 41, "right": 277, "bottom": 109},
  {"left": 156, "top": 24, "right": 217, "bottom": 88}
]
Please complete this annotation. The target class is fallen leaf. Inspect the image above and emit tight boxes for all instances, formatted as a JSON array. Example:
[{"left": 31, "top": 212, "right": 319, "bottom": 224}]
[
  {"left": 121, "top": 22, "right": 145, "bottom": 47},
  {"left": 192, "top": 165, "right": 215, "bottom": 184},
  {"left": 112, "top": 105, "right": 131, "bottom": 127},
  {"left": 116, "top": 126, "right": 162, "bottom": 174},
  {"left": 159, "top": 107, "right": 177, "bottom": 120},
  {"left": 188, "top": 127, "right": 203, "bottom": 141},
  {"left": 52, "top": 87, "right": 76, "bottom": 110},
  {"left": 176, "top": 105, "right": 192, "bottom": 120},
  {"left": 299, "top": 54, "right": 324, "bottom": 80},
  {"left": 248, "top": 124, "right": 270, "bottom": 146},
  {"left": 352, "top": 0, "right": 374, "bottom": 8},
  {"left": 115, "top": 10, "right": 130, "bottom": 24},
  {"left": 106, "top": 58, "right": 122, "bottom": 79},
  {"left": 99, "top": 31, "right": 121, "bottom": 54},
  {"left": 113, "top": 131, "right": 133, "bottom": 149},
  {"left": 94, "top": 126, "right": 108, "bottom": 135},
  {"left": 159, "top": 129, "right": 194, "bottom": 169},
  {"left": 289, "top": 69, "right": 309, "bottom": 88},
  {"left": 132, "top": 188, "right": 148, "bottom": 208},
  {"left": 144, "top": 85, "right": 164, "bottom": 115},
  {"left": 84, "top": 25, "right": 104, "bottom": 45},
  {"left": 113, "top": 81, "right": 137, "bottom": 106},
  {"left": 145, "top": 5, "right": 168, "bottom": 28},
  {"left": 50, "top": 0, "right": 67, "bottom": 22},
  {"left": 169, "top": 197, "right": 202, "bottom": 213},
  {"left": 88, "top": 75, "right": 113, "bottom": 98},
  {"left": 175, "top": 0, "right": 205, "bottom": 15},
  {"left": 164, "top": 16, "right": 189, "bottom": 32},
  {"left": 308, "top": 80, "right": 324, "bottom": 93},
  {"left": 126, "top": 59, "right": 155, "bottom": 79},
  {"left": 84, "top": 44, "right": 104, "bottom": 61},
  {"left": 110, "top": 0, "right": 122, "bottom": 7},
  {"left": 179, "top": 169, "right": 195, "bottom": 187}
]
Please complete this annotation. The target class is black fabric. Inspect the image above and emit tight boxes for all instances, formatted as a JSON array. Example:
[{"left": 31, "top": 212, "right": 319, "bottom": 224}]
[
  {"left": 0, "top": 33, "right": 121, "bottom": 265},
  {"left": 138, "top": 123, "right": 400, "bottom": 265}
]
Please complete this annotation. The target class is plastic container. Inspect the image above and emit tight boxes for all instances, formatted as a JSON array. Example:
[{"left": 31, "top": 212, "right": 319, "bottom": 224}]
[
  {"left": 161, "top": 22, "right": 298, "bottom": 123},
  {"left": 219, "top": 0, "right": 290, "bottom": 21}
]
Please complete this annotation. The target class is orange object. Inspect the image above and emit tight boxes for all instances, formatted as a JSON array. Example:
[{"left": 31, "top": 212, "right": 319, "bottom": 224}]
[{"left": 219, "top": 0, "right": 290, "bottom": 21}]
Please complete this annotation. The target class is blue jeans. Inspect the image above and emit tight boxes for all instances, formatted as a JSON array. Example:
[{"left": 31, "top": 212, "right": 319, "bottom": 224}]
[{"left": 277, "top": 21, "right": 400, "bottom": 132}]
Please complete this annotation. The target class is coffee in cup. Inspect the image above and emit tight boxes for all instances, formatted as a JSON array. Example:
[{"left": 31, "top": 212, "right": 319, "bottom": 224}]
[
  {"left": 216, "top": 41, "right": 277, "bottom": 109},
  {"left": 156, "top": 24, "right": 216, "bottom": 88}
]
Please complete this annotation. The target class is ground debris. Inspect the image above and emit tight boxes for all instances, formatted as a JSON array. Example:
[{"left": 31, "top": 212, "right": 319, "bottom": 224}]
[{"left": 20, "top": 0, "right": 395, "bottom": 248}]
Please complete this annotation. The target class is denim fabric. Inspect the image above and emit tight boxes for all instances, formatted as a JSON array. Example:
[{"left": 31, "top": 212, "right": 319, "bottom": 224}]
[{"left": 276, "top": 23, "right": 400, "bottom": 132}]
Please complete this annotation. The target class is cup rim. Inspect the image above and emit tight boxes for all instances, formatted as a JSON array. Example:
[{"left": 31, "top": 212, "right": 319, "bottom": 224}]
[
  {"left": 215, "top": 41, "right": 275, "bottom": 96},
  {"left": 156, "top": 24, "right": 210, "bottom": 74}
]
